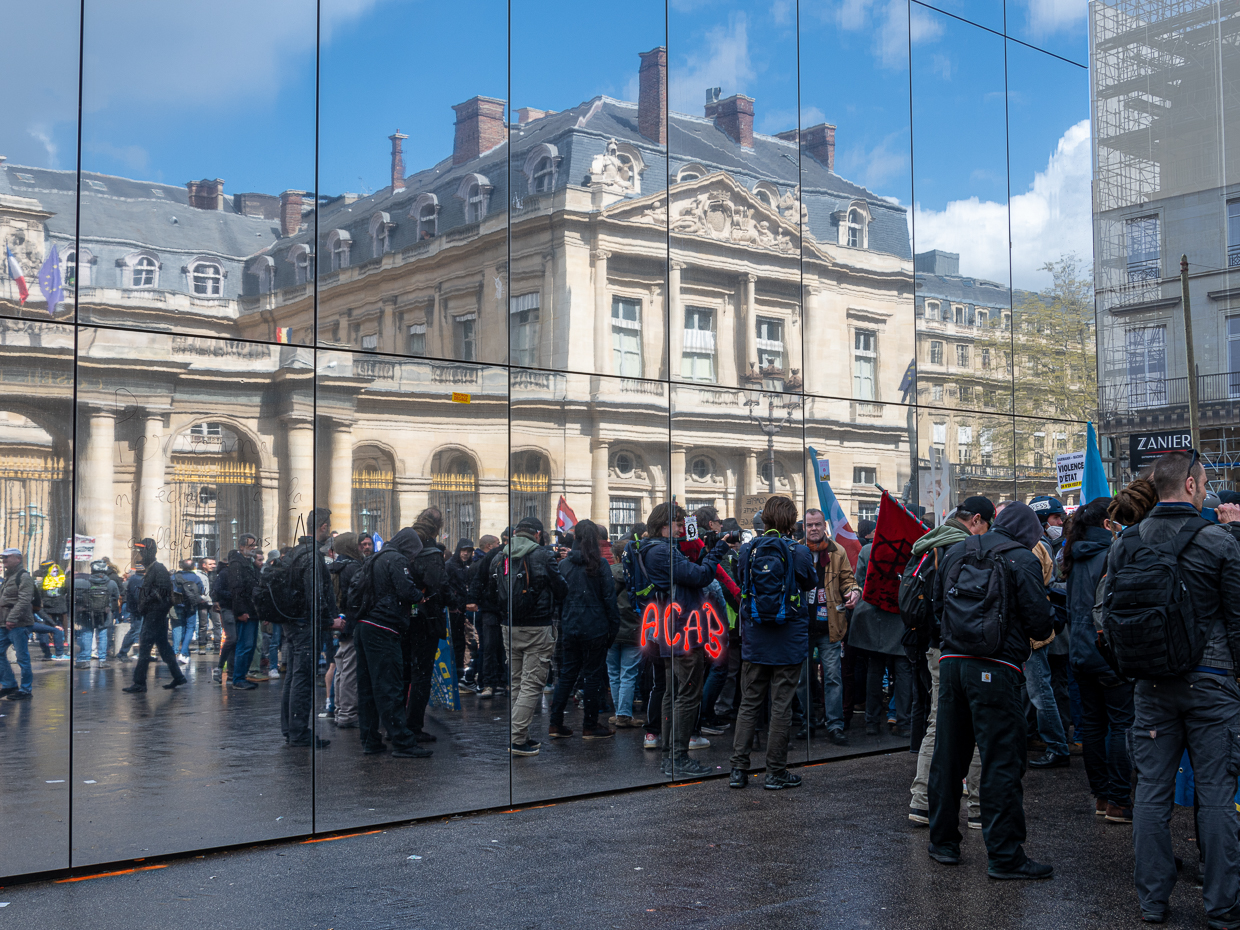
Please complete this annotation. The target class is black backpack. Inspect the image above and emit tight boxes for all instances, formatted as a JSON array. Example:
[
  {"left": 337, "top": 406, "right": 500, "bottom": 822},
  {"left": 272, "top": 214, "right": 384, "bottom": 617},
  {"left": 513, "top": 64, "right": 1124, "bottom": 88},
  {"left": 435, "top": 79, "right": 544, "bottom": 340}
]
[
  {"left": 26, "top": 570, "right": 43, "bottom": 613},
  {"left": 940, "top": 536, "right": 1023, "bottom": 657},
  {"left": 492, "top": 549, "right": 549, "bottom": 619},
  {"left": 742, "top": 533, "right": 800, "bottom": 625},
  {"left": 622, "top": 540, "right": 665, "bottom": 615},
  {"left": 898, "top": 548, "right": 939, "bottom": 645},
  {"left": 254, "top": 551, "right": 307, "bottom": 625},
  {"left": 1101, "top": 517, "right": 1209, "bottom": 680},
  {"left": 86, "top": 577, "right": 112, "bottom": 613},
  {"left": 345, "top": 552, "right": 386, "bottom": 625}
]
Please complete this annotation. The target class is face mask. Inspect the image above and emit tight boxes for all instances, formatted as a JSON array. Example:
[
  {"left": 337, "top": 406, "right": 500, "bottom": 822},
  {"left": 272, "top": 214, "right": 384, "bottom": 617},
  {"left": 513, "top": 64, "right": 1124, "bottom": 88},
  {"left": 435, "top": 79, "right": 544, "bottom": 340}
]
[{"left": 1045, "top": 525, "right": 1063, "bottom": 542}]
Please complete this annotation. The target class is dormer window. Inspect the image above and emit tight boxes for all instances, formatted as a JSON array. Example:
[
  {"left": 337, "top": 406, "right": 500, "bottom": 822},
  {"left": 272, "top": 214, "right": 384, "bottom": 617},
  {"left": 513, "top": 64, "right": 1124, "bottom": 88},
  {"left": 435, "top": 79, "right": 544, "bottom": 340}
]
[
  {"left": 753, "top": 182, "right": 780, "bottom": 207},
  {"left": 532, "top": 157, "right": 554, "bottom": 192},
  {"left": 411, "top": 193, "right": 439, "bottom": 240},
  {"left": 64, "top": 248, "right": 93, "bottom": 287},
  {"left": 190, "top": 261, "right": 222, "bottom": 296},
  {"left": 134, "top": 257, "right": 156, "bottom": 287},
  {"left": 287, "top": 244, "right": 312, "bottom": 285},
  {"left": 456, "top": 173, "right": 493, "bottom": 224},
  {"left": 847, "top": 209, "right": 865, "bottom": 247},
  {"left": 677, "top": 164, "right": 707, "bottom": 184},
  {"left": 120, "top": 252, "right": 160, "bottom": 288},
  {"left": 522, "top": 144, "right": 561, "bottom": 195},
  {"left": 248, "top": 255, "right": 275, "bottom": 294},
  {"left": 369, "top": 212, "right": 393, "bottom": 258},
  {"left": 326, "top": 229, "right": 351, "bottom": 271},
  {"left": 838, "top": 200, "right": 872, "bottom": 249}
]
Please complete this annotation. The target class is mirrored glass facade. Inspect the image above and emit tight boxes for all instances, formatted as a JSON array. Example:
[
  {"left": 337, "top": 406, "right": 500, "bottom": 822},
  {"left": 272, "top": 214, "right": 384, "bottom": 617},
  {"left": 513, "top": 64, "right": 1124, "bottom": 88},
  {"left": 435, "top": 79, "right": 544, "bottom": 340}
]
[{"left": 0, "top": 0, "right": 1110, "bottom": 875}]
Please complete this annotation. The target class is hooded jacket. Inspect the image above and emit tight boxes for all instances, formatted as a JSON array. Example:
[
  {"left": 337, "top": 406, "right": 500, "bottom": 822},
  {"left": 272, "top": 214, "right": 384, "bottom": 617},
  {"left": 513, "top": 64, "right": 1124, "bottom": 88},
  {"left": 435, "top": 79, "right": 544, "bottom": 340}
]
[
  {"left": 360, "top": 525, "right": 425, "bottom": 635},
  {"left": 804, "top": 536, "right": 859, "bottom": 642},
  {"left": 445, "top": 539, "right": 473, "bottom": 613},
  {"left": 558, "top": 549, "right": 620, "bottom": 640},
  {"left": 610, "top": 558, "right": 639, "bottom": 646},
  {"left": 624, "top": 534, "right": 728, "bottom": 655},
  {"left": 329, "top": 532, "right": 363, "bottom": 636},
  {"left": 908, "top": 517, "right": 971, "bottom": 647},
  {"left": 225, "top": 549, "right": 261, "bottom": 620},
  {"left": 0, "top": 563, "right": 36, "bottom": 628},
  {"left": 934, "top": 504, "right": 1053, "bottom": 669},
  {"left": 136, "top": 538, "right": 173, "bottom": 618},
  {"left": 286, "top": 535, "right": 334, "bottom": 628},
  {"left": 35, "top": 563, "right": 69, "bottom": 614},
  {"left": 468, "top": 545, "right": 505, "bottom": 615},
  {"left": 498, "top": 532, "right": 567, "bottom": 626},
  {"left": 409, "top": 532, "right": 449, "bottom": 627},
  {"left": 74, "top": 570, "right": 120, "bottom": 625},
  {"left": 1066, "top": 525, "right": 1115, "bottom": 679}
]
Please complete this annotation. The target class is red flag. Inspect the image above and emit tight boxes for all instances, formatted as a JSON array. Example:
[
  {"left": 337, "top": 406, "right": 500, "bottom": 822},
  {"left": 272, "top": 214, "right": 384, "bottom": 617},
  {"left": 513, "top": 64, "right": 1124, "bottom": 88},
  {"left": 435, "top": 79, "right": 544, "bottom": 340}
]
[
  {"left": 860, "top": 491, "right": 927, "bottom": 614},
  {"left": 555, "top": 495, "right": 577, "bottom": 532}
]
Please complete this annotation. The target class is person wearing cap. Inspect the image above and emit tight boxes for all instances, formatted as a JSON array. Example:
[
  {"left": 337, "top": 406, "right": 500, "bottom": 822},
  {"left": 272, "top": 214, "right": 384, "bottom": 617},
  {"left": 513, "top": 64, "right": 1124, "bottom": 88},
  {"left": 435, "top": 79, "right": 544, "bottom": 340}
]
[
  {"left": 467, "top": 533, "right": 507, "bottom": 698},
  {"left": 499, "top": 516, "right": 567, "bottom": 756},
  {"left": 0, "top": 548, "right": 37, "bottom": 699},
  {"left": 906, "top": 497, "right": 993, "bottom": 828},
  {"left": 927, "top": 501, "right": 1055, "bottom": 880},
  {"left": 1026, "top": 495, "right": 1073, "bottom": 770},
  {"left": 123, "top": 539, "right": 187, "bottom": 693}
]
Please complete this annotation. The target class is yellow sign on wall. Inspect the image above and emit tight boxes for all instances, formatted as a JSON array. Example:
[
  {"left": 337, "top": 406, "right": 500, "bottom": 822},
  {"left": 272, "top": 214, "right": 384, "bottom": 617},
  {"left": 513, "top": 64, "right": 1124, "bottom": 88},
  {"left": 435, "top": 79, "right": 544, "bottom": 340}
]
[{"left": 451, "top": 392, "right": 471, "bottom": 404}]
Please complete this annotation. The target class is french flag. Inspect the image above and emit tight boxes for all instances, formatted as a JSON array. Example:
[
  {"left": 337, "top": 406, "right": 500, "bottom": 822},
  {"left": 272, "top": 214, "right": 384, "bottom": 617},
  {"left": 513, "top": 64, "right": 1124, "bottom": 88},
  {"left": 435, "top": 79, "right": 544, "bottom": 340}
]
[
  {"left": 807, "top": 446, "right": 861, "bottom": 568},
  {"left": 6, "top": 245, "right": 29, "bottom": 305},
  {"left": 555, "top": 495, "right": 577, "bottom": 533}
]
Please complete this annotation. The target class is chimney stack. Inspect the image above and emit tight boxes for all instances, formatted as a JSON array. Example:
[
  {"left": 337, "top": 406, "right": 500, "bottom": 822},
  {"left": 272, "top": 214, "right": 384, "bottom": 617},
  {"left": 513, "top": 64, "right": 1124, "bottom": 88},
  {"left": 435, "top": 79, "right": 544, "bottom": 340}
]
[
  {"left": 703, "top": 87, "right": 722, "bottom": 120},
  {"left": 452, "top": 97, "right": 506, "bottom": 167},
  {"left": 389, "top": 131, "right": 408, "bottom": 191},
  {"left": 279, "top": 190, "right": 306, "bottom": 238},
  {"left": 638, "top": 47, "right": 668, "bottom": 145},
  {"left": 801, "top": 123, "right": 836, "bottom": 171},
  {"left": 714, "top": 95, "right": 754, "bottom": 148},
  {"left": 186, "top": 178, "right": 226, "bottom": 211}
]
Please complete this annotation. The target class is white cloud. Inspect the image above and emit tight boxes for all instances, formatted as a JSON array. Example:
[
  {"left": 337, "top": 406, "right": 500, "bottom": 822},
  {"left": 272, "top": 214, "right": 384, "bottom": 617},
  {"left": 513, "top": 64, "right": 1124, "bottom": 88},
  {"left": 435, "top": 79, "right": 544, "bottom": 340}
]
[
  {"left": 913, "top": 119, "right": 1092, "bottom": 290},
  {"left": 670, "top": 13, "right": 756, "bottom": 114},
  {"left": 771, "top": 0, "right": 794, "bottom": 25},
  {"left": 87, "top": 140, "right": 149, "bottom": 172},
  {"left": 28, "top": 128, "right": 60, "bottom": 169},
  {"left": 830, "top": 0, "right": 942, "bottom": 69},
  {"left": 836, "top": 129, "right": 909, "bottom": 189},
  {"left": 1021, "top": 0, "right": 1088, "bottom": 37}
]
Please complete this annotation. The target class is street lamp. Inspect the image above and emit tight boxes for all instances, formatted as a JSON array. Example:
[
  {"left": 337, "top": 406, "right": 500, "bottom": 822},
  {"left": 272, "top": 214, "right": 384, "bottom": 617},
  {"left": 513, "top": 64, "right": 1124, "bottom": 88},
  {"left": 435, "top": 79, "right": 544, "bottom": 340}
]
[
  {"left": 360, "top": 507, "right": 371, "bottom": 535},
  {"left": 744, "top": 391, "right": 802, "bottom": 494}
]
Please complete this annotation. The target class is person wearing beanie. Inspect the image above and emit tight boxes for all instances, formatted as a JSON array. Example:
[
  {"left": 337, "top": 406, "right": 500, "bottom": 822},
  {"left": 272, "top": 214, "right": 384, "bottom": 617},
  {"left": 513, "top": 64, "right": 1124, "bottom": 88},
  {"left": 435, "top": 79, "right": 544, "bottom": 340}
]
[
  {"left": 926, "top": 501, "right": 1055, "bottom": 880},
  {"left": 124, "top": 539, "right": 187, "bottom": 693}
]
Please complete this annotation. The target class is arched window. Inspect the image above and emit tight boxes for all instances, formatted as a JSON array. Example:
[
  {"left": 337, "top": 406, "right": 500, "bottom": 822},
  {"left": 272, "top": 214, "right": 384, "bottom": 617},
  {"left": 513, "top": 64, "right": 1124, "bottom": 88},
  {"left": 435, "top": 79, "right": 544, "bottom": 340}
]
[
  {"left": 839, "top": 200, "right": 871, "bottom": 249},
  {"left": 430, "top": 451, "right": 480, "bottom": 544},
  {"left": 64, "top": 248, "right": 93, "bottom": 287},
  {"left": 369, "top": 212, "right": 392, "bottom": 258},
  {"left": 287, "top": 244, "right": 312, "bottom": 285},
  {"left": 753, "top": 182, "right": 780, "bottom": 208},
  {"left": 522, "top": 144, "right": 561, "bottom": 195},
  {"left": 352, "top": 447, "right": 397, "bottom": 540},
  {"left": 456, "top": 173, "right": 493, "bottom": 225},
  {"left": 847, "top": 209, "right": 864, "bottom": 247},
  {"left": 677, "top": 164, "right": 707, "bottom": 184},
  {"left": 412, "top": 193, "right": 439, "bottom": 240},
  {"left": 168, "top": 422, "right": 261, "bottom": 562},
  {"left": 190, "top": 261, "right": 222, "bottom": 296},
  {"left": 249, "top": 255, "right": 275, "bottom": 294},
  {"left": 130, "top": 255, "right": 158, "bottom": 288},
  {"left": 326, "top": 230, "right": 351, "bottom": 271},
  {"left": 614, "top": 143, "right": 646, "bottom": 194},
  {"left": 510, "top": 449, "right": 551, "bottom": 528}
]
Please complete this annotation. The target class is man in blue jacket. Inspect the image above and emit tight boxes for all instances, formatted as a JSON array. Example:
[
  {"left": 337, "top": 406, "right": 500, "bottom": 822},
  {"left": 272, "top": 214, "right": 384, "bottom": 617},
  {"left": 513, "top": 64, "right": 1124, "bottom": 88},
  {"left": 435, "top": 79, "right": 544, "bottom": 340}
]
[{"left": 727, "top": 496, "right": 817, "bottom": 790}]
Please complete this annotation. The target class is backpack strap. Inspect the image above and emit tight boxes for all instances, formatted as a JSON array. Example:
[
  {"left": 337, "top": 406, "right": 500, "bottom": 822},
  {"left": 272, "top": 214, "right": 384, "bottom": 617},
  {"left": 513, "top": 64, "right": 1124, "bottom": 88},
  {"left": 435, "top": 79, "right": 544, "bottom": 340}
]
[{"left": 1165, "top": 515, "right": 1210, "bottom": 560}]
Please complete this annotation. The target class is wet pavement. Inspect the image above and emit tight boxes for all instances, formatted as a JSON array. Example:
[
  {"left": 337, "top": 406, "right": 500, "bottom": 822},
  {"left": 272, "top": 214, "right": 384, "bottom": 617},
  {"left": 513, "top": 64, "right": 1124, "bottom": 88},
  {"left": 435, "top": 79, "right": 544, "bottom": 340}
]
[
  {"left": 1, "top": 651, "right": 904, "bottom": 875},
  {"left": 1, "top": 750, "right": 1202, "bottom": 929}
]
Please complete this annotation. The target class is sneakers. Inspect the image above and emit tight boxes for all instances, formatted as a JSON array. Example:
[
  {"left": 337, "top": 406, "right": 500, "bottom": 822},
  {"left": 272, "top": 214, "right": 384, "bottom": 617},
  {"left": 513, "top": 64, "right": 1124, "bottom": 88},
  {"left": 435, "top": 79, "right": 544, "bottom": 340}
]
[
  {"left": 928, "top": 844, "right": 961, "bottom": 865},
  {"left": 643, "top": 732, "right": 660, "bottom": 750},
  {"left": 267, "top": 668, "right": 281, "bottom": 680},
  {"left": 247, "top": 671, "right": 270, "bottom": 682},
  {"left": 1105, "top": 802, "right": 1133, "bottom": 824},
  {"left": 688, "top": 735, "right": 710, "bottom": 750},
  {"left": 764, "top": 771, "right": 802, "bottom": 790},
  {"left": 666, "top": 756, "right": 710, "bottom": 778},
  {"left": 908, "top": 808, "right": 930, "bottom": 826},
  {"left": 231, "top": 680, "right": 258, "bottom": 690},
  {"left": 478, "top": 687, "right": 495, "bottom": 698},
  {"left": 50, "top": 654, "right": 70, "bottom": 662},
  {"left": 510, "top": 740, "right": 540, "bottom": 756},
  {"left": 548, "top": 724, "right": 574, "bottom": 739},
  {"left": 176, "top": 655, "right": 190, "bottom": 665},
  {"left": 211, "top": 668, "right": 221, "bottom": 683},
  {"left": 459, "top": 681, "right": 480, "bottom": 694},
  {"left": 0, "top": 687, "right": 17, "bottom": 699},
  {"left": 392, "top": 745, "right": 433, "bottom": 759},
  {"left": 1028, "top": 751, "right": 1070, "bottom": 769},
  {"left": 700, "top": 721, "right": 728, "bottom": 736},
  {"left": 413, "top": 730, "right": 437, "bottom": 743},
  {"left": 96, "top": 660, "right": 110, "bottom": 669},
  {"left": 1206, "top": 905, "right": 1240, "bottom": 930},
  {"left": 987, "top": 859, "right": 1054, "bottom": 880},
  {"left": 581, "top": 725, "right": 615, "bottom": 740},
  {"left": 729, "top": 768, "right": 749, "bottom": 789},
  {"left": 7, "top": 689, "right": 31, "bottom": 701},
  {"left": 968, "top": 817, "right": 983, "bottom": 831}
]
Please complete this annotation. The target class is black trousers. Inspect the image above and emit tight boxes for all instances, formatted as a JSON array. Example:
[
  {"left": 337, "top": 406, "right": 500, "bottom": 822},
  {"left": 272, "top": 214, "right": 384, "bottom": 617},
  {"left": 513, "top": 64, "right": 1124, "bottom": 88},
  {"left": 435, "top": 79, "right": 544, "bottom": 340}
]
[
  {"left": 280, "top": 624, "right": 314, "bottom": 744},
  {"left": 477, "top": 612, "right": 506, "bottom": 688},
  {"left": 646, "top": 652, "right": 667, "bottom": 735},
  {"left": 929, "top": 658, "right": 1030, "bottom": 869},
  {"left": 907, "top": 643, "right": 933, "bottom": 752},
  {"left": 132, "top": 609, "right": 181, "bottom": 685},
  {"left": 730, "top": 662, "right": 801, "bottom": 775},
  {"left": 1076, "top": 671, "right": 1135, "bottom": 805},
  {"left": 356, "top": 622, "right": 419, "bottom": 752},
  {"left": 404, "top": 620, "right": 439, "bottom": 733},
  {"left": 448, "top": 611, "right": 468, "bottom": 677},
  {"left": 549, "top": 633, "right": 609, "bottom": 726}
]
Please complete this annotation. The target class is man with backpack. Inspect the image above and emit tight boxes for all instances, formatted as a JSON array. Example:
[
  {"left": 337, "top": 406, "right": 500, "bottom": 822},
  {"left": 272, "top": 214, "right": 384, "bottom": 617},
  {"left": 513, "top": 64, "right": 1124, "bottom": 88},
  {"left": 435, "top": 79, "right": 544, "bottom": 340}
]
[
  {"left": 0, "top": 548, "right": 37, "bottom": 700},
  {"left": 278, "top": 508, "right": 334, "bottom": 748},
  {"left": 903, "top": 497, "right": 992, "bottom": 827},
  {"left": 74, "top": 560, "right": 120, "bottom": 669},
  {"left": 123, "top": 538, "right": 187, "bottom": 693},
  {"left": 927, "top": 501, "right": 1054, "bottom": 880},
  {"left": 171, "top": 559, "right": 205, "bottom": 663},
  {"left": 467, "top": 532, "right": 507, "bottom": 698},
  {"left": 1101, "top": 450, "right": 1240, "bottom": 926},
  {"left": 497, "top": 517, "right": 567, "bottom": 756},
  {"left": 224, "top": 536, "right": 262, "bottom": 690},
  {"left": 728, "top": 496, "right": 817, "bottom": 790},
  {"left": 351, "top": 524, "right": 432, "bottom": 758}
]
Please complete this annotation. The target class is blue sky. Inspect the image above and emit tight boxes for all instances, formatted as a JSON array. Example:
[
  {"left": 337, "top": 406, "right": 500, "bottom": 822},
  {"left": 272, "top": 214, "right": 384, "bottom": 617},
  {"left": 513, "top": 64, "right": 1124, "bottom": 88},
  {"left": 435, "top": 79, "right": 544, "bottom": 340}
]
[{"left": 1, "top": 0, "right": 1090, "bottom": 289}]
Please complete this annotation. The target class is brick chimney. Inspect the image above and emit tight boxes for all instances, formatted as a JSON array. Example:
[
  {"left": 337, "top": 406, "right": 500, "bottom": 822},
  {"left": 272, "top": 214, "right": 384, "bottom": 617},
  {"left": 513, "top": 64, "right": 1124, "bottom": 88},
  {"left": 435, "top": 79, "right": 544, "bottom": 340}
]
[
  {"left": 703, "top": 87, "right": 722, "bottom": 120},
  {"left": 638, "top": 47, "right": 667, "bottom": 145},
  {"left": 186, "top": 178, "right": 226, "bottom": 211},
  {"left": 715, "top": 95, "right": 754, "bottom": 148},
  {"left": 452, "top": 97, "right": 506, "bottom": 167},
  {"left": 389, "top": 131, "right": 408, "bottom": 191},
  {"left": 801, "top": 123, "right": 836, "bottom": 171},
  {"left": 279, "top": 189, "right": 306, "bottom": 238}
]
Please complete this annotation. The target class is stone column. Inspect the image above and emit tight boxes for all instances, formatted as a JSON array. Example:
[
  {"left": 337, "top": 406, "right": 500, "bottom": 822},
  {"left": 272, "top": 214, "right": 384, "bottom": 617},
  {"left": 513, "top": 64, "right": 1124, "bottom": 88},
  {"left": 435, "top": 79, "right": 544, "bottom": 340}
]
[
  {"left": 590, "top": 436, "right": 610, "bottom": 524},
  {"left": 283, "top": 419, "right": 315, "bottom": 544},
  {"left": 328, "top": 423, "right": 353, "bottom": 532},
  {"left": 743, "top": 273, "right": 758, "bottom": 380},
  {"left": 540, "top": 253, "right": 555, "bottom": 369},
  {"left": 744, "top": 451, "right": 759, "bottom": 499},
  {"left": 803, "top": 285, "right": 822, "bottom": 395},
  {"left": 81, "top": 411, "right": 115, "bottom": 563},
  {"left": 593, "top": 249, "right": 611, "bottom": 373},
  {"left": 671, "top": 448, "right": 686, "bottom": 507},
  {"left": 669, "top": 260, "right": 685, "bottom": 380},
  {"left": 136, "top": 412, "right": 168, "bottom": 548}
]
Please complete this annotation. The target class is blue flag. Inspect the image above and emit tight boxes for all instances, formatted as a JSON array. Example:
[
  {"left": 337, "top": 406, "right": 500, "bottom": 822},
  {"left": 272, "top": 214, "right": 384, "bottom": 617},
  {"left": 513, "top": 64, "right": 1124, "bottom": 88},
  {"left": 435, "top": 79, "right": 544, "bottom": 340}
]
[
  {"left": 1082, "top": 421, "right": 1110, "bottom": 503},
  {"left": 807, "top": 446, "right": 861, "bottom": 566},
  {"left": 37, "top": 245, "right": 63, "bottom": 316}
]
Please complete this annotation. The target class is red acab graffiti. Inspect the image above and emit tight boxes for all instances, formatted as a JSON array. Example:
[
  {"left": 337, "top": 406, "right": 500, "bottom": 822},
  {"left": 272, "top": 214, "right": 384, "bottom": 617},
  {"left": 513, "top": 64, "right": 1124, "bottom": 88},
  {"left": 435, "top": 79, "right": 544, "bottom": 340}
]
[{"left": 639, "top": 600, "right": 727, "bottom": 659}]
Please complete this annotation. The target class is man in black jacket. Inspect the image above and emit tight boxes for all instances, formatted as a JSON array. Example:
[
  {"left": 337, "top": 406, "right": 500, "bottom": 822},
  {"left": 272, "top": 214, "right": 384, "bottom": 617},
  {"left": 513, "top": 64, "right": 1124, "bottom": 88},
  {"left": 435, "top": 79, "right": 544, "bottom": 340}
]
[
  {"left": 328, "top": 532, "right": 363, "bottom": 729},
  {"left": 404, "top": 509, "right": 449, "bottom": 742},
  {"left": 282, "top": 509, "right": 333, "bottom": 747},
  {"left": 355, "top": 525, "right": 431, "bottom": 758},
  {"left": 467, "top": 532, "right": 507, "bottom": 697},
  {"left": 927, "top": 501, "right": 1054, "bottom": 880},
  {"left": 123, "top": 539, "right": 187, "bottom": 693},
  {"left": 226, "top": 536, "right": 262, "bottom": 690},
  {"left": 444, "top": 537, "right": 474, "bottom": 687}
]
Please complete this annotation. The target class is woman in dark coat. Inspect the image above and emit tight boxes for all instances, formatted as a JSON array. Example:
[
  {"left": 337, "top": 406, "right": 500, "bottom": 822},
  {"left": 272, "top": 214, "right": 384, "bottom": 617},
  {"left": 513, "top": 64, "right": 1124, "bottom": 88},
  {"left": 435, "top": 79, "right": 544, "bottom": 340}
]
[{"left": 549, "top": 520, "right": 620, "bottom": 740}]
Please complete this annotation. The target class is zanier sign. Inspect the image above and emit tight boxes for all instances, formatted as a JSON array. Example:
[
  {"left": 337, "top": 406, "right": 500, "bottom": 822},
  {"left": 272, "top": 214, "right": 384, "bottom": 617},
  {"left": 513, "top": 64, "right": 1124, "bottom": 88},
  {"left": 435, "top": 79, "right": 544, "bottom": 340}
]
[{"left": 1129, "top": 430, "right": 1192, "bottom": 470}]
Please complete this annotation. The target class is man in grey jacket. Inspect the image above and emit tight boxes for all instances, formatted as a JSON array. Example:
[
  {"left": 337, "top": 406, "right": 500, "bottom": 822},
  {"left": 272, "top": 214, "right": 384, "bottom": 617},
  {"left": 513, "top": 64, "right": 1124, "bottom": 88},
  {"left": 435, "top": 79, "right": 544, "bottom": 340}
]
[
  {"left": 1111, "top": 450, "right": 1240, "bottom": 927},
  {"left": 0, "top": 548, "right": 36, "bottom": 699}
]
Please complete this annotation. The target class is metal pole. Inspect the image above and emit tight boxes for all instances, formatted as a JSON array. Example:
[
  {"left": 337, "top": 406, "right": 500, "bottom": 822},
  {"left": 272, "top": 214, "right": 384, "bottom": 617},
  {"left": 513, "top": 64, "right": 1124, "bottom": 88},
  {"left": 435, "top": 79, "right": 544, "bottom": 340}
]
[{"left": 1181, "top": 254, "right": 1200, "bottom": 448}]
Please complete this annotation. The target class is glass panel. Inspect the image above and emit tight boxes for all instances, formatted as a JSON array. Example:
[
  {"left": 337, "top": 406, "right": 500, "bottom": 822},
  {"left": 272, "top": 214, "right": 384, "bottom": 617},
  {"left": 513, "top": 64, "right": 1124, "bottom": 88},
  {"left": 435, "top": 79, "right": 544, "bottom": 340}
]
[
  {"left": 78, "top": 0, "right": 316, "bottom": 343},
  {"left": 0, "top": 320, "right": 74, "bottom": 875},
  {"left": 0, "top": 0, "right": 79, "bottom": 326},
  {"left": 313, "top": 353, "right": 509, "bottom": 829},
  {"left": 509, "top": 370, "right": 669, "bottom": 801},
  {"left": 918, "top": 0, "right": 1004, "bottom": 34},
  {"left": 1008, "top": 0, "right": 1089, "bottom": 66},
  {"left": 919, "top": 405, "right": 1016, "bottom": 519},
  {"left": 669, "top": 0, "right": 800, "bottom": 392},
  {"left": 800, "top": 395, "right": 919, "bottom": 763},
  {"left": 71, "top": 329, "right": 312, "bottom": 865},
  {"left": 1015, "top": 416, "right": 1090, "bottom": 510},
  {"left": 912, "top": 10, "right": 1013, "bottom": 415}
]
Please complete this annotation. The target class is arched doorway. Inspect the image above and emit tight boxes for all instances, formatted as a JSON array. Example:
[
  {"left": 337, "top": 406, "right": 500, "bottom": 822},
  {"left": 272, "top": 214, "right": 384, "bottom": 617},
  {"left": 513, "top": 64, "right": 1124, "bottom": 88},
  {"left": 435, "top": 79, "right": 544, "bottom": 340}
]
[
  {"left": 352, "top": 446, "right": 397, "bottom": 541},
  {"left": 429, "top": 450, "right": 479, "bottom": 544},
  {"left": 168, "top": 421, "right": 262, "bottom": 562},
  {"left": 510, "top": 449, "right": 551, "bottom": 530},
  {"left": 0, "top": 411, "right": 71, "bottom": 566}
]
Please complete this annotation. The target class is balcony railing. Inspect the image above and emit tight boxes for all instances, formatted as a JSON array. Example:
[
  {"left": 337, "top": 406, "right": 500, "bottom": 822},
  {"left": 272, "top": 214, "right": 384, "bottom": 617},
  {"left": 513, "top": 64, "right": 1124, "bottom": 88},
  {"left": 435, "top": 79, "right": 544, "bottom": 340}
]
[{"left": 1099, "top": 372, "right": 1240, "bottom": 416}]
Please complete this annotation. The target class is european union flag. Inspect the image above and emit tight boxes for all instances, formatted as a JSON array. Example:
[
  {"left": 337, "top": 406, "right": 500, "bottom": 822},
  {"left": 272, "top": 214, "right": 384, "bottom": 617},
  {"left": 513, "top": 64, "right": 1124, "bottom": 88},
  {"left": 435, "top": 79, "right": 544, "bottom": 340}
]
[
  {"left": 898, "top": 358, "right": 916, "bottom": 401},
  {"left": 37, "top": 245, "right": 64, "bottom": 316}
]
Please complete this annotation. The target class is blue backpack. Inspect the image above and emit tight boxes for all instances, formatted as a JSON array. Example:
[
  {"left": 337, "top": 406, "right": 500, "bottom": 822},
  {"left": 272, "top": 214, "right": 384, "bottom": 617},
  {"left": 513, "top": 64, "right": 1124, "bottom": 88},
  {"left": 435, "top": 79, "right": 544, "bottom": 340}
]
[{"left": 742, "top": 532, "right": 800, "bottom": 625}]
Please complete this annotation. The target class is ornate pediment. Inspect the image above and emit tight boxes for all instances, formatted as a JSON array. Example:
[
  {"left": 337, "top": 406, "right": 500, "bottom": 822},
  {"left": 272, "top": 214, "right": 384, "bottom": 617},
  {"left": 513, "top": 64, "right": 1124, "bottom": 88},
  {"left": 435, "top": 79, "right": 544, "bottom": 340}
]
[{"left": 603, "top": 172, "right": 801, "bottom": 255}]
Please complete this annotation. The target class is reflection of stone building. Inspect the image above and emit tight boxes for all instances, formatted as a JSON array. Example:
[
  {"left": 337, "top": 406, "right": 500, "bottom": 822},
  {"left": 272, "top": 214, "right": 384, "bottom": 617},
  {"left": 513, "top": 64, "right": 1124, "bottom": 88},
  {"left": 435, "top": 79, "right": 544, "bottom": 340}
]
[{"left": 0, "top": 48, "right": 930, "bottom": 557}]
